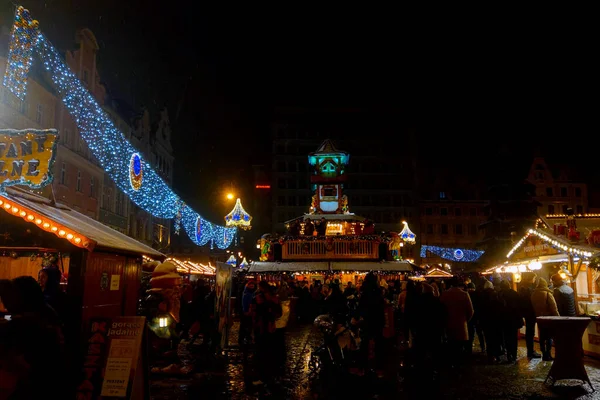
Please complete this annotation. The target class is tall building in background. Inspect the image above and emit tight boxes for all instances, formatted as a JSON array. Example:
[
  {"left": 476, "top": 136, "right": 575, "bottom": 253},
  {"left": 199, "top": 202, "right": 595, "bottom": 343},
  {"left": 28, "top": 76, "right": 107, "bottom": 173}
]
[
  {"left": 270, "top": 108, "right": 418, "bottom": 256},
  {"left": 0, "top": 27, "right": 173, "bottom": 251},
  {"left": 526, "top": 155, "right": 588, "bottom": 217},
  {"left": 418, "top": 167, "right": 487, "bottom": 267}
]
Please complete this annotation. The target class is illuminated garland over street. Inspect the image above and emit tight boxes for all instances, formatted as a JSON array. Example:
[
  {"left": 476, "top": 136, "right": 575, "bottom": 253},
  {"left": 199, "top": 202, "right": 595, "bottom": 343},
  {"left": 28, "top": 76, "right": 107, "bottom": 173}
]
[
  {"left": 420, "top": 245, "right": 484, "bottom": 262},
  {"left": 2, "top": 7, "right": 236, "bottom": 249}
]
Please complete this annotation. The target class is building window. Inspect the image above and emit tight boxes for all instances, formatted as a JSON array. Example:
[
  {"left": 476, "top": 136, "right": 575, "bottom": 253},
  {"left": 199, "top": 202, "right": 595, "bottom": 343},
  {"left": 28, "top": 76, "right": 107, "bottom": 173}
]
[
  {"left": 469, "top": 224, "right": 477, "bottom": 235},
  {"left": 60, "top": 163, "right": 66, "bottom": 184},
  {"left": 78, "top": 138, "right": 84, "bottom": 155},
  {"left": 441, "top": 224, "right": 448, "bottom": 235},
  {"left": 440, "top": 208, "right": 448, "bottom": 216},
  {"left": 455, "top": 208, "right": 462, "bottom": 216},
  {"left": 277, "top": 161, "right": 286, "bottom": 172},
  {"left": 76, "top": 170, "right": 82, "bottom": 192},
  {"left": 577, "top": 205, "right": 583, "bottom": 214},
  {"left": 288, "top": 179, "right": 297, "bottom": 189},
  {"left": 277, "top": 196, "right": 285, "bottom": 206},
  {"left": 287, "top": 196, "right": 296, "bottom": 206},
  {"left": 36, "top": 104, "right": 43, "bottom": 124},
  {"left": 425, "top": 207, "right": 433, "bottom": 216},
  {"left": 548, "top": 205, "right": 555, "bottom": 214},
  {"left": 83, "top": 69, "right": 89, "bottom": 84},
  {"left": 563, "top": 205, "right": 568, "bottom": 213},
  {"left": 19, "top": 100, "right": 27, "bottom": 114},
  {"left": 277, "top": 178, "right": 286, "bottom": 189},
  {"left": 116, "top": 191, "right": 125, "bottom": 216},
  {"left": 546, "top": 187, "right": 553, "bottom": 197},
  {"left": 90, "top": 176, "right": 95, "bottom": 198},
  {"left": 426, "top": 224, "right": 434, "bottom": 234},
  {"left": 470, "top": 208, "right": 477, "bottom": 216},
  {"left": 455, "top": 224, "right": 463, "bottom": 235},
  {"left": 439, "top": 191, "right": 446, "bottom": 199},
  {"left": 63, "top": 129, "right": 70, "bottom": 147},
  {"left": 560, "top": 187, "right": 567, "bottom": 197},
  {"left": 576, "top": 187, "right": 582, "bottom": 197}
]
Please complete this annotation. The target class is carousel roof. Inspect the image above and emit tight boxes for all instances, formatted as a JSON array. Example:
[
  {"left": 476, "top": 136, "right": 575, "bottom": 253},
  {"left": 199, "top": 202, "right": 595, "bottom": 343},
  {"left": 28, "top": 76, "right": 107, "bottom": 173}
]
[
  {"left": 247, "top": 260, "right": 418, "bottom": 272},
  {"left": 0, "top": 187, "right": 165, "bottom": 258},
  {"left": 285, "top": 213, "right": 365, "bottom": 224}
]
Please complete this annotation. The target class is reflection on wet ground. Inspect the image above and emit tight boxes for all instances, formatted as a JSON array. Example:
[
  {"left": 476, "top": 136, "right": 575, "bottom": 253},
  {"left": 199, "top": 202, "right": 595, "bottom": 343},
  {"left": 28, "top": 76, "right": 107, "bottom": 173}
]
[{"left": 150, "top": 322, "right": 600, "bottom": 399}]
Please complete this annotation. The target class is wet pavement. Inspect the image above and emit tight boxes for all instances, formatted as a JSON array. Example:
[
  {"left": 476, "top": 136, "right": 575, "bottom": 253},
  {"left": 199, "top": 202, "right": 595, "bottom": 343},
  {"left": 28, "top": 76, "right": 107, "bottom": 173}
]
[{"left": 150, "top": 322, "right": 600, "bottom": 399}]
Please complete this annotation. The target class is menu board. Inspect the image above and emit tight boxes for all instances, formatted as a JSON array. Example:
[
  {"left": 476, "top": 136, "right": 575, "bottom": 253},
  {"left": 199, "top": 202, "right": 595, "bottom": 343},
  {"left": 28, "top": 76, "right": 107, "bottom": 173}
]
[{"left": 76, "top": 316, "right": 146, "bottom": 399}]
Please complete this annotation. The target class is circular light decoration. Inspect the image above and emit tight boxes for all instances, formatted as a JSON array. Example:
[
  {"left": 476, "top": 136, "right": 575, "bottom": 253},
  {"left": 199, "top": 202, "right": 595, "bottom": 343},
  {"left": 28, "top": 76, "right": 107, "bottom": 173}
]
[
  {"left": 129, "top": 153, "right": 143, "bottom": 191},
  {"left": 453, "top": 249, "right": 464, "bottom": 260}
]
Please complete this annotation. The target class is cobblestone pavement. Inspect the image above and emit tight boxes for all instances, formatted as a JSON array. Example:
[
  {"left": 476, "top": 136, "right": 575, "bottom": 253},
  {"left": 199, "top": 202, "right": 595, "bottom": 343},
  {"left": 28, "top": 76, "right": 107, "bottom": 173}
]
[{"left": 150, "top": 322, "right": 600, "bottom": 399}]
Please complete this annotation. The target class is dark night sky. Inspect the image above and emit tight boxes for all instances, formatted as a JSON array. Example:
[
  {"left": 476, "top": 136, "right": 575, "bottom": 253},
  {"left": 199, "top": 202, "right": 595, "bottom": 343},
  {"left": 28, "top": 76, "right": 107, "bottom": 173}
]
[{"left": 1, "top": 2, "right": 598, "bottom": 218}]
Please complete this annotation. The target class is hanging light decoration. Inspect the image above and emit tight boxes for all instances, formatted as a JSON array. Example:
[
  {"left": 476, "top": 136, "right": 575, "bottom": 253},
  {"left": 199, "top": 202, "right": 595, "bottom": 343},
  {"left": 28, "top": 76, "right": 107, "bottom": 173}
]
[
  {"left": 224, "top": 198, "right": 252, "bottom": 230},
  {"left": 1, "top": 6, "right": 237, "bottom": 249},
  {"left": 528, "top": 260, "right": 542, "bottom": 271},
  {"left": 400, "top": 221, "right": 416, "bottom": 243},
  {"left": 226, "top": 255, "right": 237, "bottom": 266}
]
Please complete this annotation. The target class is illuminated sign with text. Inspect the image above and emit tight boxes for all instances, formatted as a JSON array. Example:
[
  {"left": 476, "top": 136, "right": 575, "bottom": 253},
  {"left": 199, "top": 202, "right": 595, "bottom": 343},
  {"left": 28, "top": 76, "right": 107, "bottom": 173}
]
[{"left": 0, "top": 129, "right": 58, "bottom": 189}]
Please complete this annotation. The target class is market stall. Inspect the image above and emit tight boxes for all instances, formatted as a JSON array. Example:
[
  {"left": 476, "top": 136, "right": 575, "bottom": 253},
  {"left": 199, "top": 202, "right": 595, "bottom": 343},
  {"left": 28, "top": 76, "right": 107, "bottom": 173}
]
[
  {"left": 488, "top": 214, "right": 600, "bottom": 358},
  {"left": 0, "top": 186, "right": 165, "bottom": 336}
]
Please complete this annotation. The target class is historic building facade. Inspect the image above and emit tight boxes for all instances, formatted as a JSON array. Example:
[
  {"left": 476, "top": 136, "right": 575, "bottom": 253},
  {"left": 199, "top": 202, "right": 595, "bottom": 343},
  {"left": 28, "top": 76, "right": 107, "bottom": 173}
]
[{"left": 0, "top": 27, "right": 173, "bottom": 250}]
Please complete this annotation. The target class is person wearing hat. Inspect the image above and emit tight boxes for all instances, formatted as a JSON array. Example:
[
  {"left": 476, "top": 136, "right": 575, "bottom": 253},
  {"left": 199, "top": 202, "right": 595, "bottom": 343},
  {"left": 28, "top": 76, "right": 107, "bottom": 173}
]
[{"left": 551, "top": 274, "right": 576, "bottom": 317}]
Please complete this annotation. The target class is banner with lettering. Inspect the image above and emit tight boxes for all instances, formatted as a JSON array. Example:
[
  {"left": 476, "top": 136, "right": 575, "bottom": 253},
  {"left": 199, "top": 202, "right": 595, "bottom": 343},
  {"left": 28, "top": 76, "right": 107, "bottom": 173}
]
[
  {"left": 76, "top": 316, "right": 146, "bottom": 400},
  {"left": 512, "top": 236, "right": 559, "bottom": 260},
  {"left": 215, "top": 262, "right": 233, "bottom": 349},
  {"left": 0, "top": 129, "right": 59, "bottom": 189}
]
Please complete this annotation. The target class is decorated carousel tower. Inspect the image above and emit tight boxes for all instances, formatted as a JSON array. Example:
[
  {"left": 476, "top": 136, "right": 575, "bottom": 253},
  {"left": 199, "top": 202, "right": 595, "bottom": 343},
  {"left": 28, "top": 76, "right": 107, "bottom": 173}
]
[{"left": 251, "top": 140, "right": 418, "bottom": 282}]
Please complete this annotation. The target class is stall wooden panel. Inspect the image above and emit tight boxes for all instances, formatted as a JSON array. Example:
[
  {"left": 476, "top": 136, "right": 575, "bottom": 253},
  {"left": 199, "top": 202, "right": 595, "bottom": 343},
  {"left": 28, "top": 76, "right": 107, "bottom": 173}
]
[
  {"left": 121, "top": 256, "right": 142, "bottom": 316},
  {"left": 0, "top": 255, "right": 71, "bottom": 281},
  {"left": 81, "top": 252, "right": 126, "bottom": 323}
]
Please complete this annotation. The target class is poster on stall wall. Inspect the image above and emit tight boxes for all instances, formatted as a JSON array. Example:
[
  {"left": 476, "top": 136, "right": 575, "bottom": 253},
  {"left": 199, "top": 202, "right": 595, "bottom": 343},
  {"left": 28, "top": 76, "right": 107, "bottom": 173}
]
[
  {"left": 215, "top": 262, "right": 233, "bottom": 349},
  {"left": 76, "top": 316, "right": 146, "bottom": 400}
]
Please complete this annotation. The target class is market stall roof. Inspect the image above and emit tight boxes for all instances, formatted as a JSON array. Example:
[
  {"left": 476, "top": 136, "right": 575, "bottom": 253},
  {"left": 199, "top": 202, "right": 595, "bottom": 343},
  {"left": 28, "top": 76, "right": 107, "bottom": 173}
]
[
  {"left": 0, "top": 187, "right": 165, "bottom": 259},
  {"left": 248, "top": 261, "right": 329, "bottom": 272},
  {"left": 330, "top": 261, "right": 418, "bottom": 272},
  {"left": 285, "top": 213, "right": 365, "bottom": 224},
  {"left": 424, "top": 267, "right": 454, "bottom": 278}
]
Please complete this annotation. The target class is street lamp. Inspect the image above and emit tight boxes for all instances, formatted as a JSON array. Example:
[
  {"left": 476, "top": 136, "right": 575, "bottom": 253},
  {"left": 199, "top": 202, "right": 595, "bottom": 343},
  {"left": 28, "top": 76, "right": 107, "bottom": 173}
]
[{"left": 226, "top": 193, "right": 235, "bottom": 200}]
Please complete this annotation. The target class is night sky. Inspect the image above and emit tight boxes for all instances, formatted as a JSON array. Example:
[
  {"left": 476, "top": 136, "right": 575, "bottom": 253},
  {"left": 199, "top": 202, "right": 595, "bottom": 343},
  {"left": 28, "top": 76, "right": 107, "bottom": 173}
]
[{"left": 1, "top": 2, "right": 598, "bottom": 218}]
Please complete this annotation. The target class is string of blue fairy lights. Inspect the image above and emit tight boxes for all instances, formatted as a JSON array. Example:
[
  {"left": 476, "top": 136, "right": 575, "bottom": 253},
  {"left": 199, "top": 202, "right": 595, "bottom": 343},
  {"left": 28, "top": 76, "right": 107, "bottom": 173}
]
[{"left": 2, "top": 6, "right": 236, "bottom": 249}]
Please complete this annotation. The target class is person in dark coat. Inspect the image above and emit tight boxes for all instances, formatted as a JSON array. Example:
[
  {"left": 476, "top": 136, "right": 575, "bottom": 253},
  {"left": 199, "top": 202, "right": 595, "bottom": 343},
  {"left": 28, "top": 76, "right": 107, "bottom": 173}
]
[
  {"left": 518, "top": 272, "right": 541, "bottom": 358},
  {"left": 498, "top": 280, "right": 524, "bottom": 363},
  {"left": 357, "top": 273, "right": 385, "bottom": 372},
  {"left": 551, "top": 274, "right": 576, "bottom": 316}
]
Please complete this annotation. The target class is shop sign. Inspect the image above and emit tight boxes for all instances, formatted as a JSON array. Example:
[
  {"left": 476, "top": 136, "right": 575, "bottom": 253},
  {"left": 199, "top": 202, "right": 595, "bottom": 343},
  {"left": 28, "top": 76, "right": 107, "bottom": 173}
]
[
  {"left": 0, "top": 129, "right": 59, "bottom": 190},
  {"left": 514, "top": 237, "right": 558, "bottom": 260},
  {"left": 77, "top": 316, "right": 146, "bottom": 399}
]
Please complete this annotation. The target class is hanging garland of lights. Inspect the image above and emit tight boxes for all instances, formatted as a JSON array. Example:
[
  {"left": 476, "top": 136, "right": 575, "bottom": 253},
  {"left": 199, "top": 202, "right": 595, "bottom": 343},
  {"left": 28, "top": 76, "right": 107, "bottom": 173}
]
[
  {"left": 2, "top": 6, "right": 237, "bottom": 248},
  {"left": 420, "top": 245, "right": 484, "bottom": 262}
]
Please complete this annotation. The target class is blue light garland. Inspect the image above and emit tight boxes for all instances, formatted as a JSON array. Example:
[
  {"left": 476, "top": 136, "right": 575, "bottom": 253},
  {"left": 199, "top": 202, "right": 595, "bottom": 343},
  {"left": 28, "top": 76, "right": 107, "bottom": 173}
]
[
  {"left": 420, "top": 245, "right": 484, "bottom": 262},
  {"left": 2, "top": 7, "right": 237, "bottom": 248}
]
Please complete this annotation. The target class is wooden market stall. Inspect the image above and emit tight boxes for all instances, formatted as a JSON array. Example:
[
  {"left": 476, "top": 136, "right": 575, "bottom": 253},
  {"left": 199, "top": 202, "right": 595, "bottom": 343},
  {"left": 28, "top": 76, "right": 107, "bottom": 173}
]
[
  {"left": 0, "top": 186, "right": 165, "bottom": 337},
  {"left": 493, "top": 214, "right": 600, "bottom": 358}
]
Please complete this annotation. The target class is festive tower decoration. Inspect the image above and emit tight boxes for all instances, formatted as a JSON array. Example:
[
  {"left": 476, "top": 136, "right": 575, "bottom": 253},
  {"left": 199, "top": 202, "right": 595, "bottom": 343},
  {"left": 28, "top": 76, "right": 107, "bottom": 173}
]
[
  {"left": 226, "top": 254, "right": 237, "bottom": 266},
  {"left": 224, "top": 198, "right": 252, "bottom": 230},
  {"left": 400, "top": 221, "right": 416, "bottom": 243},
  {"left": 308, "top": 140, "right": 350, "bottom": 214},
  {"left": 240, "top": 257, "right": 249, "bottom": 268}
]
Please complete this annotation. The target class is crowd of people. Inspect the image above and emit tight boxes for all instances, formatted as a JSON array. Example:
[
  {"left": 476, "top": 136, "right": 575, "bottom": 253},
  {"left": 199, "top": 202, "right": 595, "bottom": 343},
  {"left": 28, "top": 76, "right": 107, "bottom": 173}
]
[
  {"left": 232, "top": 269, "right": 578, "bottom": 390},
  {"left": 0, "top": 266, "right": 72, "bottom": 398}
]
